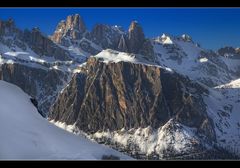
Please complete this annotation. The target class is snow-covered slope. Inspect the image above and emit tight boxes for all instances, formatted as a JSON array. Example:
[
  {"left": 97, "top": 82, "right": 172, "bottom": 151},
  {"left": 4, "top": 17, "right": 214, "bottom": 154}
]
[
  {"left": 152, "top": 34, "right": 240, "bottom": 156},
  {"left": 204, "top": 79, "right": 240, "bottom": 154},
  {"left": 152, "top": 34, "right": 240, "bottom": 87},
  {"left": 0, "top": 80, "right": 132, "bottom": 160}
]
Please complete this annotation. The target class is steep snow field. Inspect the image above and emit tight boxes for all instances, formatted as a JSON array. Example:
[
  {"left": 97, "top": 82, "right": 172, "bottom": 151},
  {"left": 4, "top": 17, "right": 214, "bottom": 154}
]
[
  {"left": 0, "top": 80, "right": 132, "bottom": 160},
  {"left": 205, "top": 79, "right": 240, "bottom": 153}
]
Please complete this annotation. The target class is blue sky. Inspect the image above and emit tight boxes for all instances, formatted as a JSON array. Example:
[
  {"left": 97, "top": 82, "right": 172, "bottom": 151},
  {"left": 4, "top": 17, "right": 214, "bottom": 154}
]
[{"left": 0, "top": 8, "right": 240, "bottom": 50}]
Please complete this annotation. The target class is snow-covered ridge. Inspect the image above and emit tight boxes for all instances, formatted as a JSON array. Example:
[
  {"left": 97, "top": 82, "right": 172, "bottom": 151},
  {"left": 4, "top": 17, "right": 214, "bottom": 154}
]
[
  {"left": 0, "top": 42, "right": 84, "bottom": 74},
  {"left": 155, "top": 33, "right": 173, "bottom": 44},
  {"left": 154, "top": 33, "right": 193, "bottom": 45},
  {"left": 94, "top": 49, "right": 137, "bottom": 63},
  {"left": 0, "top": 80, "right": 132, "bottom": 160},
  {"left": 92, "top": 49, "right": 174, "bottom": 73}
]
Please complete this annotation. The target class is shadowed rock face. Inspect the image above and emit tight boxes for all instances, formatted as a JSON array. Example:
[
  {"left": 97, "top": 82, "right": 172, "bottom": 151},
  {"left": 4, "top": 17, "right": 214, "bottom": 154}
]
[
  {"left": 49, "top": 57, "right": 215, "bottom": 140},
  {"left": 0, "top": 63, "right": 68, "bottom": 116},
  {"left": 90, "top": 24, "right": 123, "bottom": 50}
]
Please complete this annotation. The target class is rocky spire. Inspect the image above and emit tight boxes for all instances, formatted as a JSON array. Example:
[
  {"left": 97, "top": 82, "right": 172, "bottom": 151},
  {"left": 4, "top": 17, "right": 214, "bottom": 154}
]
[
  {"left": 65, "top": 14, "right": 86, "bottom": 33},
  {"left": 118, "top": 35, "right": 128, "bottom": 52},
  {"left": 128, "top": 21, "right": 145, "bottom": 53},
  {"left": 51, "top": 14, "right": 86, "bottom": 44}
]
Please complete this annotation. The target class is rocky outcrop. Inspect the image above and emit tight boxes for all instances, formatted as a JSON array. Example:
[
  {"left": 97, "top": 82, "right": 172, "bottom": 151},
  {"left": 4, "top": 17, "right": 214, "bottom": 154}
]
[
  {"left": 0, "top": 63, "right": 68, "bottom": 116},
  {"left": 49, "top": 57, "right": 215, "bottom": 140},
  {"left": 51, "top": 14, "right": 86, "bottom": 44},
  {"left": 66, "top": 14, "right": 86, "bottom": 34},
  {"left": 127, "top": 21, "right": 154, "bottom": 60},
  {"left": 128, "top": 21, "right": 145, "bottom": 53}
]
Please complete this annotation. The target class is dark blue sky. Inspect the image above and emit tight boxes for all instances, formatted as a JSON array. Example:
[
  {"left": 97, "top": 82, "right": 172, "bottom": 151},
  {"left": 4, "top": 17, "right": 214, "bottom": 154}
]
[{"left": 0, "top": 8, "right": 240, "bottom": 50}]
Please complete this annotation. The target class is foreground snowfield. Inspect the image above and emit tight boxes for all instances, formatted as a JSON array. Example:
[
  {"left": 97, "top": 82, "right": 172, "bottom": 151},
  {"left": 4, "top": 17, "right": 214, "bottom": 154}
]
[{"left": 0, "top": 80, "right": 132, "bottom": 160}]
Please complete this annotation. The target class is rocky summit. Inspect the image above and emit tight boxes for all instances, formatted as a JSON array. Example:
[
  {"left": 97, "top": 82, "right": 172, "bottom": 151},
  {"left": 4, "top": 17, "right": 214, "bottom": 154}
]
[{"left": 51, "top": 14, "right": 86, "bottom": 45}]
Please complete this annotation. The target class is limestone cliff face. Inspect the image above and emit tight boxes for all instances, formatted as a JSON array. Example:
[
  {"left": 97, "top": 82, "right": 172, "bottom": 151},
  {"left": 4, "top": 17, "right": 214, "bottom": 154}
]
[{"left": 49, "top": 57, "right": 215, "bottom": 140}]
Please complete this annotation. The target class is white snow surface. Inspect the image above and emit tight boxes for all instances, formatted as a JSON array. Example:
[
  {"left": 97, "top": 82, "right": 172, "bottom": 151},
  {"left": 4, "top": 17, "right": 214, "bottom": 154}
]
[
  {"left": 163, "top": 36, "right": 173, "bottom": 44},
  {"left": 94, "top": 49, "right": 137, "bottom": 63},
  {"left": 0, "top": 80, "right": 132, "bottom": 160}
]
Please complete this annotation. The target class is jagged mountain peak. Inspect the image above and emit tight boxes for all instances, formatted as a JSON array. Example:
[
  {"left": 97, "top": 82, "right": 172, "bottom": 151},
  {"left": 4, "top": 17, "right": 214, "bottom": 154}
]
[
  {"left": 181, "top": 34, "right": 192, "bottom": 42},
  {"left": 128, "top": 20, "right": 143, "bottom": 35},
  {"left": 65, "top": 14, "right": 86, "bottom": 32},
  {"left": 155, "top": 33, "right": 194, "bottom": 45},
  {"left": 128, "top": 20, "right": 145, "bottom": 53},
  {"left": 51, "top": 14, "right": 86, "bottom": 44},
  {"left": 161, "top": 33, "right": 173, "bottom": 44},
  {"left": 129, "top": 20, "right": 140, "bottom": 30}
]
